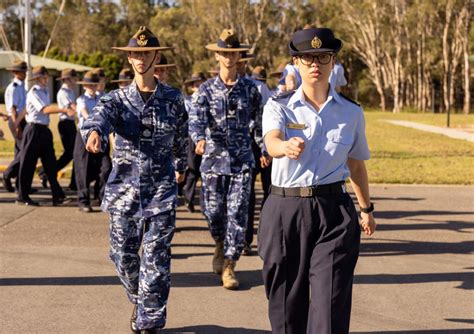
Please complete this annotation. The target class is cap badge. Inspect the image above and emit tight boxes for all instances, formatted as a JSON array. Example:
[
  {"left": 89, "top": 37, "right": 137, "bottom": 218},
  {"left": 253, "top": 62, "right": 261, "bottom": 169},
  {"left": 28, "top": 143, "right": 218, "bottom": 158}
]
[
  {"left": 137, "top": 34, "right": 148, "bottom": 46},
  {"left": 311, "top": 36, "right": 322, "bottom": 49}
]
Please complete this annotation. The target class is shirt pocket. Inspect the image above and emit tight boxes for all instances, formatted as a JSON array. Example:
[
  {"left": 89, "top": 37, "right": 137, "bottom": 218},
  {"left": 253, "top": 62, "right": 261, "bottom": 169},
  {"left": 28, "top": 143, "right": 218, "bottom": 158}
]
[{"left": 325, "top": 128, "right": 353, "bottom": 156}]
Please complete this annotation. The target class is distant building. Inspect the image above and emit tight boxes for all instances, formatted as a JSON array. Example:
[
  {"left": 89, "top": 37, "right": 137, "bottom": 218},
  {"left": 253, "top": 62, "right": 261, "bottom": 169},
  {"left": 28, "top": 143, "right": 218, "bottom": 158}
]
[{"left": 0, "top": 50, "right": 92, "bottom": 103}]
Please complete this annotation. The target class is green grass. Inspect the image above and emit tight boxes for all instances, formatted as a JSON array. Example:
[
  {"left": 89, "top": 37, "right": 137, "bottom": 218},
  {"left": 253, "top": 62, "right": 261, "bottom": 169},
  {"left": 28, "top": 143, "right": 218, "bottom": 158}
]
[
  {"left": 365, "top": 112, "right": 474, "bottom": 184},
  {"left": 1, "top": 104, "right": 473, "bottom": 184}
]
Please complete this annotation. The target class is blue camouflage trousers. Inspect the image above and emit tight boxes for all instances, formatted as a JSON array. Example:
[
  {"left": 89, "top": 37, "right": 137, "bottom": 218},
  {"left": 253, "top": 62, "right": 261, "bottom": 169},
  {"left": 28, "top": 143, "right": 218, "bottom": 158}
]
[
  {"left": 201, "top": 171, "right": 251, "bottom": 261},
  {"left": 109, "top": 210, "right": 175, "bottom": 330}
]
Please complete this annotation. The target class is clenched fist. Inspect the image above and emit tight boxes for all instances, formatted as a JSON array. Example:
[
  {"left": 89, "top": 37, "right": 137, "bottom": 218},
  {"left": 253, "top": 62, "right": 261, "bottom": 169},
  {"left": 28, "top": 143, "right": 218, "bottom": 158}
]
[
  {"left": 195, "top": 139, "right": 206, "bottom": 155},
  {"left": 284, "top": 137, "right": 305, "bottom": 160},
  {"left": 86, "top": 131, "right": 101, "bottom": 153}
]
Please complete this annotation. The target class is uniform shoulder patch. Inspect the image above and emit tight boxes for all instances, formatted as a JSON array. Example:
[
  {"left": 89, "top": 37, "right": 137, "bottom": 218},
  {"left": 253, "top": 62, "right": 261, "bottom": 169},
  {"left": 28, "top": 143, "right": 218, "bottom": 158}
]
[
  {"left": 339, "top": 93, "right": 360, "bottom": 107},
  {"left": 99, "top": 94, "right": 113, "bottom": 102},
  {"left": 271, "top": 90, "right": 295, "bottom": 106}
]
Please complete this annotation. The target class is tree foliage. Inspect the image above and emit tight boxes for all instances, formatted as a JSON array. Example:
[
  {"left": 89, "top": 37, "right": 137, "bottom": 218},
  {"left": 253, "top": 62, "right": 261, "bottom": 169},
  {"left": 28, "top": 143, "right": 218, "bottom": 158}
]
[{"left": 2, "top": 0, "right": 472, "bottom": 113}]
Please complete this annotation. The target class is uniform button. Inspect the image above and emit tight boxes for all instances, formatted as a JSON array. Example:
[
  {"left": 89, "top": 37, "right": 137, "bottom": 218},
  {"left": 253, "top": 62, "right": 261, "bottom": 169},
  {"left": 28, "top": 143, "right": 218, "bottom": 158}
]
[{"left": 143, "top": 129, "right": 152, "bottom": 137}]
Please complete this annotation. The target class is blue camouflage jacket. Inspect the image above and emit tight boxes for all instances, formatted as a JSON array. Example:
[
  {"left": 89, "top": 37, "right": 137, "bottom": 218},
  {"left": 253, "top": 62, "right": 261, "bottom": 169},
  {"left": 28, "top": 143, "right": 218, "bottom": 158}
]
[
  {"left": 188, "top": 75, "right": 262, "bottom": 175},
  {"left": 81, "top": 80, "right": 188, "bottom": 218}
]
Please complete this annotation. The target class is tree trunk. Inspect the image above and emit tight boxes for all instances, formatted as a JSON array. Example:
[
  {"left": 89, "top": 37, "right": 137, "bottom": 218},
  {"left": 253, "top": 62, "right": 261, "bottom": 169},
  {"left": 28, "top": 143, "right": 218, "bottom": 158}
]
[{"left": 442, "top": 0, "right": 454, "bottom": 113}]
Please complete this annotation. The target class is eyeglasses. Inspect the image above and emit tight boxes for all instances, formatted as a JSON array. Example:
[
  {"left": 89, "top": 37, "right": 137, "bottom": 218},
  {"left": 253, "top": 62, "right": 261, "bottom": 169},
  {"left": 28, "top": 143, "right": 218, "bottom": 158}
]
[{"left": 298, "top": 53, "right": 334, "bottom": 65}]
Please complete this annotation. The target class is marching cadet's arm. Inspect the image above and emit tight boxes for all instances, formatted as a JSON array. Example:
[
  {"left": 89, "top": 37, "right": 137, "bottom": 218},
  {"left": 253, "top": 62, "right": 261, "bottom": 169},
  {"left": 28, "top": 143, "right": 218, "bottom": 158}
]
[
  {"left": 43, "top": 105, "right": 69, "bottom": 115},
  {"left": 264, "top": 129, "right": 305, "bottom": 160},
  {"left": 82, "top": 94, "right": 118, "bottom": 153},
  {"left": 250, "top": 85, "right": 264, "bottom": 151},
  {"left": 285, "top": 73, "right": 297, "bottom": 91},
  {"left": 173, "top": 94, "right": 189, "bottom": 175},
  {"left": 347, "top": 158, "right": 376, "bottom": 236},
  {"left": 80, "top": 108, "right": 89, "bottom": 121},
  {"left": 188, "top": 87, "right": 209, "bottom": 149},
  {"left": 14, "top": 108, "right": 27, "bottom": 127}
]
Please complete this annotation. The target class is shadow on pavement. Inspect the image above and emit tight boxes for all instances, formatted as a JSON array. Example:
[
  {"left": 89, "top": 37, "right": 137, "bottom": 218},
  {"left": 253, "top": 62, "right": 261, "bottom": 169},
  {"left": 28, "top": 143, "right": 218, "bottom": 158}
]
[
  {"left": 161, "top": 326, "right": 270, "bottom": 333},
  {"left": 172, "top": 252, "right": 212, "bottom": 260},
  {"left": 375, "top": 219, "right": 473, "bottom": 233},
  {"left": 354, "top": 271, "right": 473, "bottom": 290},
  {"left": 0, "top": 270, "right": 264, "bottom": 290},
  {"left": 360, "top": 239, "right": 473, "bottom": 257},
  {"left": 445, "top": 318, "right": 474, "bottom": 325},
  {"left": 375, "top": 210, "right": 473, "bottom": 220},
  {"left": 353, "top": 330, "right": 473, "bottom": 334}
]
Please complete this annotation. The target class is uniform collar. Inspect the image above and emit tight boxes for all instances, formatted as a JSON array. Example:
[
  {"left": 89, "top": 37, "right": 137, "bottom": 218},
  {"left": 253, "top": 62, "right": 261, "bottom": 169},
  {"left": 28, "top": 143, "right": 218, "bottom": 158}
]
[
  {"left": 213, "top": 73, "right": 243, "bottom": 90},
  {"left": 60, "top": 83, "right": 71, "bottom": 91},
  {"left": 288, "top": 84, "right": 343, "bottom": 107},
  {"left": 13, "top": 77, "right": 24, "bottom": 86},
  {"left": 84, "top": 91, "right": 97, "bottom": 99}
]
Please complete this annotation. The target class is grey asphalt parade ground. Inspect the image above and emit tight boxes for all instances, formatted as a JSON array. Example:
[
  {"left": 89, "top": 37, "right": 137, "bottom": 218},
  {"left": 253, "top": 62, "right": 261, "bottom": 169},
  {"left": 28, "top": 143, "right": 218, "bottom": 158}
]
[{"left": 1, "top": 181, "right": 473, "bottom": 334}]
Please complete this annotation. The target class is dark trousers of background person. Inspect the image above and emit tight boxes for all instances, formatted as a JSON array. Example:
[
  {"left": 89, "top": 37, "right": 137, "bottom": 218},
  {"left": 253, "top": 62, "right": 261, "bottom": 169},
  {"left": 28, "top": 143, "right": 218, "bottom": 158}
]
[
  {"left": 3, "top": 119, "right": 26, "bottom": 187},
  {"left": 183, "top": 137, "right": 202, "bottom": 208},
  {"left": 57, "top": 119, "right": 77, "bottom": 189},
  {"left": 17, "top": 123, "right": 64, "bottom": 201},
  {"left": 73, "top": 131, "right": 111, "bottom": 207},
  {"left": 246, "top": 141, "right": 272, "bottom": 248},
  {"left": 258, "top": 187, "right": 360, "bottom": 334}
]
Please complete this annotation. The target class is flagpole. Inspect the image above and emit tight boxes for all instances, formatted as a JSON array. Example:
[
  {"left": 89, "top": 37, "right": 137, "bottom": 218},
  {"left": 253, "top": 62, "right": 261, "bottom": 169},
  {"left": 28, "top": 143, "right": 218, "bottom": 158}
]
[{"left": 24, "top": 0, "right": 32, "bottom": 90}]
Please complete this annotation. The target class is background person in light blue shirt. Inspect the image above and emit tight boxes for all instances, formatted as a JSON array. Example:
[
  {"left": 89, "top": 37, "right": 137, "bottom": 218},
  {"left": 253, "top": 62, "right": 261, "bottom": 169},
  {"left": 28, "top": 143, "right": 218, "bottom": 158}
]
[
  {"left": 259, "top": 27, "right": 376, "bottom": 334},
  {"left": 2, "top": 60, "right": 27, "bottom": 192},
  {"left": 73, "top": 71, "right": 105, "bottom": 212},
  {"left": 17, "top": 66, "right": 74, "bottom": 206},
  {"left": 40, "top": 68, "right": 78, "bottom": 190}
]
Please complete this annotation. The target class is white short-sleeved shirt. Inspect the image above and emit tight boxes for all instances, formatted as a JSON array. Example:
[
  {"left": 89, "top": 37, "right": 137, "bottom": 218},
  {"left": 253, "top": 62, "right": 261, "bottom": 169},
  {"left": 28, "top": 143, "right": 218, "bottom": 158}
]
[
  {"left": 57, "top": 84, "right": 76, "bottom": 121},
  {"left": 4, "top": 78, "right": 26, "bottom": 117},
  {"left": 252, "top": 79, "right": 272, "bottom": 106},
  {"left": 283, "top": 64, "right": 302, "bottom": 89},
  {"left": 26, "top": 84, "right": 50, "bottom": 125},
  {"left": 329, "top": 62, "right": 347, "bottom": 89},
  {"left": 263, "top": 85, "right": 370, "bottom": 187},
  {"left": 76, "top": 92, "right": 99, "bottom": 130}
]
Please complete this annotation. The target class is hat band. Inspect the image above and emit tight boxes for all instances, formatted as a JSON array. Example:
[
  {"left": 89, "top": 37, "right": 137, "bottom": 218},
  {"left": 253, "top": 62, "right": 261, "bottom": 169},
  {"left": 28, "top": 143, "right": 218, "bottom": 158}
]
[
  {"left": 119, "top": 74, "right": 132, "bottom": 80},
  {"left": 128, "top": 37, "right": 160, "bottom": 48},
  {"left": 83, "top": 78, "right": 99, "bottom": 84},
  {"left": 217, "top": 39, "right": 240, "bottom": 49},
  {"left": 11, "top": 66, "right": 27, "bottom": 71}
]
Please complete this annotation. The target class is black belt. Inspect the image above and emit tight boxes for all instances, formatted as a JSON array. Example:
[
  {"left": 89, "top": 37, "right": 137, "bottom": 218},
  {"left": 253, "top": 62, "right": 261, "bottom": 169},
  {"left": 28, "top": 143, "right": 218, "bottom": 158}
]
[
  {"left": 270, "top": 181, "right": 346, "bottom": 198},
  {"left": 30, "top": 123, "right": 48, "bottom": 128}
]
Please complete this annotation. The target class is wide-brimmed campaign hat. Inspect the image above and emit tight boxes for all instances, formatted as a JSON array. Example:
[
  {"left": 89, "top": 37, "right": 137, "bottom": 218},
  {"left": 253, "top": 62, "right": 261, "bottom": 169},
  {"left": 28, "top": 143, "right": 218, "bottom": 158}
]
[
  {"left": 56, "top": 68, "right": 77, "bottom": 80},
  {"left": 6, "top": 60, "right": 27, "bottom": 72},
  {"left": 112, "top": 26, "right": 173, "bottom": 52},
  {"left": 252, "top": 66, "right": 267, "bottom": 81},
  {"left": 208, "top": 65, "right": 220, "bottom": 75},
  {"left": 111, "top": 68, "right": 134, "bottom": 83},
  {"left": 93, "top": 68, "right": 106, "bottom": 78},
  {"left": 206, "top": 29, "right": 250, "bottom": 52},
  {"left": 239, "top": 50, "right": 255, "bottom": 63},
  {"left": 154, "top": 54, "right": 176, "bottom": 68},
  {"left": 269, "top": 62, "right": 286, "bottom": 78},
  {"left": 76, "top": 71, "right": 101, "bottom": 85},
  {"left": 184, "top": 72, "right": 206, "bottom": 85},
  {"left": 289, "top": 28, "right": 342, "bottom": 56},
  {"left": 29, "top": 66, "right": 48, "bottom": 80}
]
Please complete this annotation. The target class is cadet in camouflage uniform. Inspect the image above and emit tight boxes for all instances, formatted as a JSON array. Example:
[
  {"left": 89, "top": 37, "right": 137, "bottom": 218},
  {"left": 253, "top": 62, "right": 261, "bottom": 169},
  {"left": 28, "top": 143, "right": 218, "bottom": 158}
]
[
  {"left": 81, "top": 27, "right": 187, "bottom": 334},
  {"left": 189, "top": 29, "right": 262, "bottom": 290}
]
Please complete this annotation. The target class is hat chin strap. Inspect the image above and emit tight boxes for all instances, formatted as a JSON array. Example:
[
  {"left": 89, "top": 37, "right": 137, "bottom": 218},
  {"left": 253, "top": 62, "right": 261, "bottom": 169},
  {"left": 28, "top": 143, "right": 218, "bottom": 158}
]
[{"left": 131, "top": 51, "right": 158, "bottom": 75}]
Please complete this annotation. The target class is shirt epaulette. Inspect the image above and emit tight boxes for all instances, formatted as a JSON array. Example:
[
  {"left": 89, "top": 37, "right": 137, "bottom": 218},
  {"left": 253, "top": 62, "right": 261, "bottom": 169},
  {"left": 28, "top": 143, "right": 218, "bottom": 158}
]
[
  {"left": 13, "top": 82, "right": 17, "bottom": 87},
  {"left": 271, "top": 90, "right": 295, "bottom": 106},
  {"left": 339, "top": 93, "right": 360, "bottom": 107}
]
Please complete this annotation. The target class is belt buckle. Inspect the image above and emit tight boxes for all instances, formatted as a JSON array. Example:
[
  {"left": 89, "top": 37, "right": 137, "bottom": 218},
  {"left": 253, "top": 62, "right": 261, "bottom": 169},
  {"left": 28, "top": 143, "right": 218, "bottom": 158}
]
[{"left": 300, "top": 187, "right": 313, "bottom": 197}]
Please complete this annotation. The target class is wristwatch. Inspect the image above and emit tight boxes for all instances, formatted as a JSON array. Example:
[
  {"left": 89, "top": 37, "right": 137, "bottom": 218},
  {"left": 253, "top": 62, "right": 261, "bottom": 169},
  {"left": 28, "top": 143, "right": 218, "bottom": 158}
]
[{"left": 360, "top": 202, "right": 374, "bottom": 214}]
